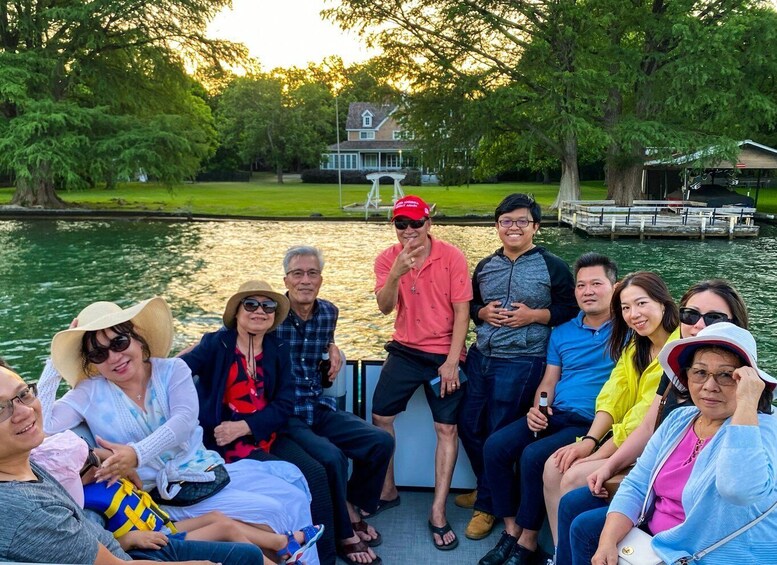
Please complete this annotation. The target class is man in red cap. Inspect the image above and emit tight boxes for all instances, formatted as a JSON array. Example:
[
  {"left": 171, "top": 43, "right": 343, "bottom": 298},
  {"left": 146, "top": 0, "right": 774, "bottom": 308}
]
[{"left": 372, "top": 195, "right": 473, "bottom": 551}]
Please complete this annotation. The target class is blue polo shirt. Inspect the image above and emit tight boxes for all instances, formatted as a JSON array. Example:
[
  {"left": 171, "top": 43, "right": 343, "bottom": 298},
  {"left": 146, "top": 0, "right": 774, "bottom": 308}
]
[{"left": 549, "top": 311, "right": 615, "bottom": 420}]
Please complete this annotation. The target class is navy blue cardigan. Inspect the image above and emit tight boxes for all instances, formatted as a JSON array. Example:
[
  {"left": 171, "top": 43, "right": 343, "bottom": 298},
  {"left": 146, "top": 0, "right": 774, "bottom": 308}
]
[{"left": 180, "top": 328, "right": 295, "bottom": 454}]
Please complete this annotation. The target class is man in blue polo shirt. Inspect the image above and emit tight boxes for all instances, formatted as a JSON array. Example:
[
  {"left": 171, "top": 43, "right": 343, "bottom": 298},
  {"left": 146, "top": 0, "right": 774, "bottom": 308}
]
[{"left": 477, "top": 252, "right": 618, "bottom": 565}]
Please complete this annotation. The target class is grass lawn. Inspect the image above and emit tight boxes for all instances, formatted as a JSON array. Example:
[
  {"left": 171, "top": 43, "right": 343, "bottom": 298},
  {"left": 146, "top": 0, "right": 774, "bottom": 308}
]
[{"left": 1, "top": 173, "right": 774, "bottom": 217}]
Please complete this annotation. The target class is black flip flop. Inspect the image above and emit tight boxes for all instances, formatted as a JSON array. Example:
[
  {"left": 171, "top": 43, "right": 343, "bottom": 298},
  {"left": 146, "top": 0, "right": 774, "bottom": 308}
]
[
  {"left": 428, "top": 520, "right": 459, "bottom": 551},
  {"left": 360, "top": 495, "right": 401, "bottom": 518}
]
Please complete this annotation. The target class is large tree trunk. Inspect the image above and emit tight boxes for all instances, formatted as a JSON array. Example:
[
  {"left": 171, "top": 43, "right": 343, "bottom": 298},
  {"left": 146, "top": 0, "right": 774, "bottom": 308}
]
[
  {"left": 605, "top": 155, "right": 644, "bottom": 206},
  {"left": 551, "top": 134, "right": 581, "bottom": 210},
  {"left": 276, "top": 162, "right": 284, "bottom": 184},
  {"left": 11, "top": 167, "right": 66, "bottom": 208}
]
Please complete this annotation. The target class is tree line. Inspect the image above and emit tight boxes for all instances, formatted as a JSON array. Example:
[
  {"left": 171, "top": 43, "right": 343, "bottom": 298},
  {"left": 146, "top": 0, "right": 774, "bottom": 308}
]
[{"left": 2, "top": 0, "right": 777, "bottom": 207}]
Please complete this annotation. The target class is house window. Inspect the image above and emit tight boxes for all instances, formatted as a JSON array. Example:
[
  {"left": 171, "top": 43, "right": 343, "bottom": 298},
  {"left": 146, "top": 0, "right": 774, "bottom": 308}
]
[
  {"left": 385, "top": 154, "right": 401, "bottom": 168},
  {"left": 359, "top": 131, "right": 375, "bottom": 140},
  {"left": 393, "top": 131, "right": 414, "bottom": 140},
  {"left": 362, "top": 111, "right": 373, "bottom": 127},
  {"left": 321, "top": 154, "right": 358, "bottom": 170},
  {"left": 363, "top": 154, "right": 378, "bottom": 168}
]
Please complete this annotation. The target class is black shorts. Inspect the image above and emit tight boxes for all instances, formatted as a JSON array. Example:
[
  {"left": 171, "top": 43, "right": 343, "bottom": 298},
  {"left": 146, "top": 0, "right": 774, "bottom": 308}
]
[{"left": 371, "top": 341, "right": 463, "bottom": 424}]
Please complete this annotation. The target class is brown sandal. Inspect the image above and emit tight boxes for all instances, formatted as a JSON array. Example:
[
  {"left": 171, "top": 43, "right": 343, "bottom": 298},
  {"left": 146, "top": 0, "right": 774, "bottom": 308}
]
[
  {"left": 351, "top": 519, "right": 382, "bottom": 547},
  {"left": 337, "top": 538, "right": 383, "bottom": 565}
]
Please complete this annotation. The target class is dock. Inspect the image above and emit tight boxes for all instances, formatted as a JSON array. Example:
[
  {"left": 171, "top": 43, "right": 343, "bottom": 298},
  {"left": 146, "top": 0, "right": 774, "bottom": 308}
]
[{"left": 558, "top": 200, "right": 759, "bottom": 239}]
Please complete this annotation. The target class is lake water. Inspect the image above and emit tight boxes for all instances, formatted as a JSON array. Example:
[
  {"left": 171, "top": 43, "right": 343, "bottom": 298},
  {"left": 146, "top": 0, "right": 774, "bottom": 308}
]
[{"left": 1, "top": 219, "right": 775, "bottom": 381}]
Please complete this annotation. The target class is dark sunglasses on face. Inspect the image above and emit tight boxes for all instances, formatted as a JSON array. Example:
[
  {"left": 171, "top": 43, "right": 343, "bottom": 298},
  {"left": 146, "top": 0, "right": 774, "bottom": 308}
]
[
  {"left": 85, "top": 334, "right": 131, "bottom": 365},
  {"left": 679, "top": 307, "right": 731, "bottom": 327},
  {"left": 394, "top": 218, "right": 427, "bottom": 230},
  {"left": 0, "top": 383, "right": 37, "bottom": 424},
  {"left": 241, "top": 298, "right": 278, "bottom": 314}
]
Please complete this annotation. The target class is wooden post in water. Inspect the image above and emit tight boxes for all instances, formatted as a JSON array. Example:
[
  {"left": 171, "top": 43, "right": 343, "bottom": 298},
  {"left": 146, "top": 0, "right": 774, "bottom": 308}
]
[
  {"left": 729, "top": 216, "right": 735, "bottom": 241},
  {"left": 611, "top": 217, "right": 617, "bottom": 240},
  {"left": 701, "top": 217, "right": 707, "bottom": 241},
  {"left": 640, "top": 218, "right": 645, "bottom": 241}
]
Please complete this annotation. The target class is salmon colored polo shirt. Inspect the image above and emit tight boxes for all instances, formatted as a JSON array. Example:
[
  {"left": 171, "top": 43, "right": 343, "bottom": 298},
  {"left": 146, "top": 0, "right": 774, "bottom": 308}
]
[{"left": 375, "top": 235, "right": 472, "bottom": 357}]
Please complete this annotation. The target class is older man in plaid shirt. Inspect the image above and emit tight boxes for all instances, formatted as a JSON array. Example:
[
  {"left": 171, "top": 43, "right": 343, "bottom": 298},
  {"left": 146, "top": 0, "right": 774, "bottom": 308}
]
[{"left": 276, "top": 245, "right": 394, "bottom": 565}]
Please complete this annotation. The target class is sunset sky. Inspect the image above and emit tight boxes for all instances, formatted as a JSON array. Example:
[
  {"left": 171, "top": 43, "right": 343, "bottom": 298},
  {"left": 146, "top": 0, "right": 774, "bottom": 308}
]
[{"left": 208, "top": 0, "right": 375, "bottom": 70}]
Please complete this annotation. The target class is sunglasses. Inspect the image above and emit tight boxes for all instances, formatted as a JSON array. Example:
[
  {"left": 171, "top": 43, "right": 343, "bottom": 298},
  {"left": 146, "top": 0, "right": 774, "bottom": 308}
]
[
  {"left": 241, "top": 298, "right": 278, "bottom": 314},
  {"left": 394, "top": 218, "right": 427, "bottom": 230},
  {"left": 679, "top": 307, "right": 731, "bottom": 327},
  {"left": 85, "top": 334, "right": 131, "bottom": 364},
  {"left": 79, "top": 447, "right": 101, "bottom": 477},
  {"left": 0, "top": 384, "right": 37, "bottom": 424}
]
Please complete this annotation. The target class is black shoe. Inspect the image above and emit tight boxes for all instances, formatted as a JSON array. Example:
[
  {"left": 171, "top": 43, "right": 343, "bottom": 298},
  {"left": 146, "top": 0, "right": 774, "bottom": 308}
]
[
  {"left": 478, "top": 531, "right": 518, "bottom": 565},
  {"left": 503, "top": 544, "right": 538, "bottom": 565}
]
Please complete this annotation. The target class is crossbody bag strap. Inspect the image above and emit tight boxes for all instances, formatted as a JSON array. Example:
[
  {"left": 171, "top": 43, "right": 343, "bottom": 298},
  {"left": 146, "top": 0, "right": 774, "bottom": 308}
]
[
  {"left": 676, "top": 497, "right": 777, "bottom": 564},
  {"left": 654, "top": 384, "right": 674, "bottom": 432}
]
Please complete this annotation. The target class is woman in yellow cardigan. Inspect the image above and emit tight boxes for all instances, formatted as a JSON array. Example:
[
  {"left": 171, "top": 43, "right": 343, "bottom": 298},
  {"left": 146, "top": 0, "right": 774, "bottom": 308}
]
[{"left": 541, "top": 271, "right": 680, "bottom": 546}]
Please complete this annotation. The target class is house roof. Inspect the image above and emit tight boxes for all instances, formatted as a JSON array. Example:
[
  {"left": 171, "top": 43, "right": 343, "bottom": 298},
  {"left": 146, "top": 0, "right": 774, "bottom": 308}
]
[
  {"left": 327, "top": 140, "right": 414, "bottom": 152},
  {"left": 346, "top": 103, "right": 396, "bottom": 130},
  {"left": 644, "top": 140, "right": 777, "bottom": 169}
]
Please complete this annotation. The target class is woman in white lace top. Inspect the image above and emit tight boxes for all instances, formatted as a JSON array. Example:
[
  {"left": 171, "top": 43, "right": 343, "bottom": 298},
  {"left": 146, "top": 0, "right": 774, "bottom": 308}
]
[{"left": 38, "top": 296, "right": 320, "bottom": 565}]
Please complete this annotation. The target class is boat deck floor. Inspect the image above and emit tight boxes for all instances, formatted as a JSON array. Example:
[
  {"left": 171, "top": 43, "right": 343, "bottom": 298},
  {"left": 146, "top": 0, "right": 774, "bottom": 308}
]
[{"left": 349, "top": 490, "right": 552, "bottom": 564}]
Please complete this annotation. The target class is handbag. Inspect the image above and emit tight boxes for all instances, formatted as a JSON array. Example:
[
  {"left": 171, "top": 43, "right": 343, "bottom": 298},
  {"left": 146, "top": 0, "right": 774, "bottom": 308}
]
[
  {"left": 149, "top": 463, "right": 231, "bottom": 507},
  {"left": 617, "top": 527, "right": 663, "bottom": 565}
]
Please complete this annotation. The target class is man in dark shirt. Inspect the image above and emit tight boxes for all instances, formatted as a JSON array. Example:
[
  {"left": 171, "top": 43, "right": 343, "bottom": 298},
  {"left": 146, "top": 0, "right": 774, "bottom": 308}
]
[{"left": 275, "top": 246, "right": 394, "bottom": 565}]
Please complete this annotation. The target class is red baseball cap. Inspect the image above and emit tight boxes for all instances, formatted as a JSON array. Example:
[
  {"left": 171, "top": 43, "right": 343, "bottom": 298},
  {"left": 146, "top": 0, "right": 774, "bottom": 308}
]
[{"left": 392, "top": 195, "right": 430, "bottom": 221}]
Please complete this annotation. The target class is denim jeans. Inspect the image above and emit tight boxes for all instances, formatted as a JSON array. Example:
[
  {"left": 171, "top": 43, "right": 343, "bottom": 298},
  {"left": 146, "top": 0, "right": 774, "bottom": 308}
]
[
  {"left": 458, "top": 345, "right": 545, "bottom": 513},
  {"left": 483, "top": 410, "right": 590, "bottom": 525},
  {"left": 556, "top": 486, "right": 609, "bottom": 565},
  {"left": 130, "top": 537, "right": 265, "bottom": 563}
]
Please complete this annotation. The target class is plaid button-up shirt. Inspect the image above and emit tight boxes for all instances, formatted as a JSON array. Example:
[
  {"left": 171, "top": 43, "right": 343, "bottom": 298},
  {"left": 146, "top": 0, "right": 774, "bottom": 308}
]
[{"left": 275, "top": 297, "right": 338, "bottom": 425}]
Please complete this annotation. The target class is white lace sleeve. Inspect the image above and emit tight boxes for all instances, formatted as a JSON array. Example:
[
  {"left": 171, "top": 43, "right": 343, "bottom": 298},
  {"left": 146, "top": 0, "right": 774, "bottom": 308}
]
[
  {"left": 37, "top": 359, "right": 85, "bottom": 433},
  {"left": 130, "top": 359, "right": 202, "bottom": 467}
]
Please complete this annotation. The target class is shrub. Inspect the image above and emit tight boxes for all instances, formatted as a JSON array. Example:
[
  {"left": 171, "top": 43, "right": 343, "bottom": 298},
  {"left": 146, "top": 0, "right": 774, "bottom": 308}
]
[{"left": 301, "top": 169, "right": 421, "bottom": 186}]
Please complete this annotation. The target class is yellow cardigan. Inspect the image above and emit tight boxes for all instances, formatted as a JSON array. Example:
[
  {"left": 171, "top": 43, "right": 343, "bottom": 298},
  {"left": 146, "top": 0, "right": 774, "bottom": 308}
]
[{"left": 595, "top": 328, "right": 681, "bottom": 446}]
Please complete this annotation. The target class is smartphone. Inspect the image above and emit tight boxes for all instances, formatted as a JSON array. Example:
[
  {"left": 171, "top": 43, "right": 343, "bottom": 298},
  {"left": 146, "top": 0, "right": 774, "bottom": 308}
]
[{"left": 429, "top": 367, "right": 468, "bottom": 397}]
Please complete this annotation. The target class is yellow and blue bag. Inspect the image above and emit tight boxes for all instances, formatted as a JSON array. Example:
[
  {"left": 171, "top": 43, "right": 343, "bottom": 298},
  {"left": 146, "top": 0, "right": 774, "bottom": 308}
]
[{"left": 83, "top": 479, "right": 178, "bottom": 539}]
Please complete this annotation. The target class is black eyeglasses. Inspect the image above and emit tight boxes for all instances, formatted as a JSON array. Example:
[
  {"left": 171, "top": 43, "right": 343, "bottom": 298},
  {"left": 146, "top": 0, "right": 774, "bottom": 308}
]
[
  {"left": 85, "top": 334, "right": 131, "bottom": 364},
  {"left": 0, "top": 383, "right": 37, "bottom": 424},
  {"left": 394, "top": 218, "right": 427, "bottom": 230},
  {"left": 498, "top": 218, "right": 534, "bottom": 228},
  {"left": 79, "top": 447, "right": 101, "bottom": 477},
  {"left": 679, "top": 308, "right": 731, "bottom": 327},
  {"left": 241, "top": 298, "right": 278, "bottom": 314}
]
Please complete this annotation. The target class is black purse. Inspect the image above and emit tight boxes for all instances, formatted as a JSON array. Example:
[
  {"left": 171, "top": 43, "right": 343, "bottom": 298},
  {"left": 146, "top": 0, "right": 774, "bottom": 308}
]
[{"left": 150, "top": 464, "right": 230, "bottom": 507}]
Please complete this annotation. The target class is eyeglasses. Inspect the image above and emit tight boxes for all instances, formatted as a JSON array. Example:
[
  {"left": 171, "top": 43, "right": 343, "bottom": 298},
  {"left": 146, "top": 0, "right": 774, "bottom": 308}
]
[
  {"left": 85, "top": 334, "right": 131, "bottom": 364},
  {"left": 286, "top": 269, "right": 321, "bottom": 280},
  {"left": 686, "top": 367, "right": 737, "bottom": 387},
  {"left": 679, "top": 308, "right": 731, "bottom": 327},
  {"left": 498, "top": 218, "right": 534, "bottom": 228},
  {"left": 79, "top": 448, "right": 100, "bottom": 477},
  {"left": 0, "top": 384, "right": 38, "bottom": 424},
  {"left": 241, "top": 298, "right": 278, "bottom": 314},
  {"left": 394, "top": 218, "right": 427, "bottom": 230}
]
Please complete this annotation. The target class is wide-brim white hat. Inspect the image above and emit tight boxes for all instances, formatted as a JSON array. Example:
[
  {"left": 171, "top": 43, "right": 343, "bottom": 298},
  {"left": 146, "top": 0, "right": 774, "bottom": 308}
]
[
  {"left": 222, "top": 280, "right": 290, "bottom": 332},
  {"left": 659, "top": 322, "right": 775, "bottom": 392},
  {"left": 51, "top": 297, "right": 173, "bottom": 387}
]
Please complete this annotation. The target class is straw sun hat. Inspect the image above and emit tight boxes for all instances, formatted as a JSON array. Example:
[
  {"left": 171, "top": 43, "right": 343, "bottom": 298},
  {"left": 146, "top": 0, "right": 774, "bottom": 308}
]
[
  {"left": 659, "top": 322, "right": 776, "bottom": 392},
  {"left": 51, "top": 297, "right": 174, "bottom": 387},
  {"left": 222, "top": 280, "right": 290, "bottom": 332}
]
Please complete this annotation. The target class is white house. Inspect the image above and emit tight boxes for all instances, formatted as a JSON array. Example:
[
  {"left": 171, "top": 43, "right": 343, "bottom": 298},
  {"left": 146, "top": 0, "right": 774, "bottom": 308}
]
[{"left": 321, "top": 102, "right": 415, "bottom": 171}]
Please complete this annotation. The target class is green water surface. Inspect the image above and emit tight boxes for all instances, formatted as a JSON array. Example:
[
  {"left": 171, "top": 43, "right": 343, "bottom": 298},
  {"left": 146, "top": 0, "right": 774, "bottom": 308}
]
[{"left": 1, "top": 220, "right": 775, "bottom": 381}]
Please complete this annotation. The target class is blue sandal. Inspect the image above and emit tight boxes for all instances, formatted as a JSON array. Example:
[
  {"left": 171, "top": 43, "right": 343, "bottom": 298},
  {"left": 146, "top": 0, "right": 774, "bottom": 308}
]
[{"left": 277, "top": 524, "right": 325, "bottom": 564}]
